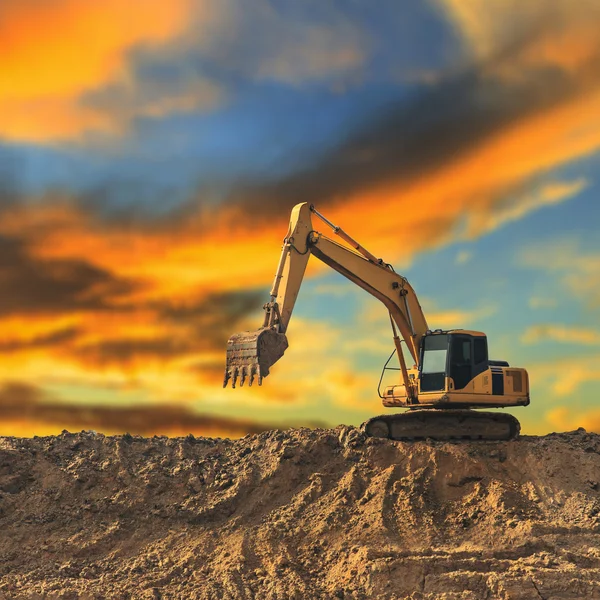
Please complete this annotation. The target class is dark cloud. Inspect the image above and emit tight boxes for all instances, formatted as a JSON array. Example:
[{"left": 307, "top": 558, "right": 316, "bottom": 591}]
[
  {"left": 230, "top": 34, "right": 600, "bottom": 219},
  {"left": 10, "top": 11, "right": 597, "bottom": 232},
  {"left": 0, "top": 382, "right": 42, "bottom": 410},
  {"left": 0, "top": 381, "right": 277, "bottom": 436},
  {"left": 76, "top": 337, "right": 192, "bottom": 367},
  {"left": 74, "top": 290, "right": 265, "bottom": 368},
  {"left": 0, "top": 146, "right": 25, "bottom": 207},
  {"left": 159, "top": 289, "right": 265, "bottom": 346},
  {"left": 0, "top": 326, "right": 80, "bottom": 353},
  {"left": 0, "top": 234, "right": 139, "bottom": 317},
  {"left": 186, "top": 359, "right": 229, "bottom": 381}
]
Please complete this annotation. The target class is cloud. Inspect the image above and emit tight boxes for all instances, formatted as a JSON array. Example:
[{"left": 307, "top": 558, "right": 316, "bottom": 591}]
[
  {"left": 0, "top": 0, "right": 195, "bottom": 141},
  {"left": 429, "top": 307, "right": 497, "bottom": 329},
  {"left": 74, "top": 290, "right": 265, "bottom": 369},
  {"left": 0, "top": 203, "right": 267, "bottom": 400},
  {"left": 529, "top": 297, "right": 558, "bottom": 310},
  {"left": 455, "top": 250, "right": 472, "bottom": 265},
  {"left": 520, "top": 239, "right": 600, "bottom": 307},
  {"left": 417, "top": 299, "right": 497, "bottom": 329},
  {"left": 463, "top": 178, "right": 589, "bottom": 237},
  {"left": 522, "top": 324, "right": 600, "bottom": 346},
  {"left": 0, "top": 381, "right": 279, "bottom": 437},
  {"left": 227, "top": 3, "right": 600, "bottom": 259},
  {"left": 0, "top": 233, "right": 138, "bottom": 316},
  {"left": 0, "top": 200, "right": 280, "bottom": 302},
  {"left": 528, "top": 354, "right": 600, "bottom": 396},
  {"left": 0, "top": 0, "right": 367, "bottom": 142},
  {"left": 82, "top": 68, "right": 224, "bottom": 125},
  {"left": 436, "top": 0, "right": 600, "bottom": 66},
  {"left": 0, "top": 326, "right": 80, "bottom": 353},
  {"left": 247, "top": 4, "right": 365, "bottom": 84},
  {"left": 547, "top": 405, "right": 600, "bottom": 434}
]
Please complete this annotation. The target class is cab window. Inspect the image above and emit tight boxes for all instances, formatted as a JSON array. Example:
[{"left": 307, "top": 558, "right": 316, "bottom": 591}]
[
  {"left": 420, "top": 334, "right": 448, "bottom": 392},
  {"left": 473, "top": 337, "right": 487, "bottom": 365},
  {"left": 422, "top": 335, "right": 448, "bottom": 374}
]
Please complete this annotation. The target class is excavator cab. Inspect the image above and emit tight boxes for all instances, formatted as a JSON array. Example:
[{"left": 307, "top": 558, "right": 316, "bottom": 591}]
[
  {"left": 383, "top": 330, "right": 529, "bottom": 409},
  {"left": 421, "top": 331, "right": 489, "bottom": 392}
]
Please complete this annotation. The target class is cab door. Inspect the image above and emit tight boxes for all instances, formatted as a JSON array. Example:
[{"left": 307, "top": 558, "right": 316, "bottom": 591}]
[{"left": 449, "top": 335, "right": 473, "bottom": 390}]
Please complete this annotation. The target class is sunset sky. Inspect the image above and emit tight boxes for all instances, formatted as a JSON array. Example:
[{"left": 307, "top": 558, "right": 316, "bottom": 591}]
[{"left": 0, "top": 0, "right": 599, "bottom": 437}]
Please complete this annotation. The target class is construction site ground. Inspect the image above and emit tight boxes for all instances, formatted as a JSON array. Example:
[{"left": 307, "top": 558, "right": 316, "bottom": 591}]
[{"left": 0, "top": 427, "right": 599, "bottom": 599}]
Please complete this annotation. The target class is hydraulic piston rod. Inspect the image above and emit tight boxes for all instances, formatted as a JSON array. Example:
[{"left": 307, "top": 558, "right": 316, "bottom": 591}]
[{"left": 309, "top": 205, "right": 380, "bottom": 264}]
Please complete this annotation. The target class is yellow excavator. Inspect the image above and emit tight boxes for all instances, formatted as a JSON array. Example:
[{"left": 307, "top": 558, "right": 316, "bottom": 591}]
[{"left": 224, "top": 203, "right": 530, "bottom": 441}]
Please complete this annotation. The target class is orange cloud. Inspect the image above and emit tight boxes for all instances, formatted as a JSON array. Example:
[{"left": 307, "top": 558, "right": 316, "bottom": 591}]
[
  {"left": 528, "top": 354, "right": 600, "bottom": 397},
  {"left": 522, "top": 325, "right": 600, "bottom": 346},
  {"left": 437, "top": 0, "right": 600, "bottom": 64},
  {"left": 0, "top": 0, "right": 368, "bottom": 142},
  {"left": 323, "top": 85, "right": 599, "bottom": 260},
  {"left": 0, "top": 0, "right": 195, "bottom": 141},
  {"left": 0, "top": 202, "right": 280, "bottom": 300},
  {"left": 0, "top": 382, "right": 279, "bottom": 438},
  {"left": 547, "top": 406, "right": 600, "bottom": 434}
]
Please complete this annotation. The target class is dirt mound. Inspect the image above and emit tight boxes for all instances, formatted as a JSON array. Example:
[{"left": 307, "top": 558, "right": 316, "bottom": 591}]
[{"left": 0, "top": 427, "right": 599, "bottom": 599}]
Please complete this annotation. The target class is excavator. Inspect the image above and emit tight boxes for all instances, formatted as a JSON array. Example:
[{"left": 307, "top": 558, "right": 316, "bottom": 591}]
[{"left": 224, "top": 203, "right": 530, "bottom": 441}]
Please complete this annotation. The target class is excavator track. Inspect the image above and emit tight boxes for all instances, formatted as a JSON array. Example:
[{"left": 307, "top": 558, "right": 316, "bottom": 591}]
[{"left": 362, "top": 409, "right": 520, "bottom": 441}]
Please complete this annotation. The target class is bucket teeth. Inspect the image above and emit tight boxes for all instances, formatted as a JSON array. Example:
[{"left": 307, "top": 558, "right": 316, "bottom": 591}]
[
  {"left": 224, "top": 327, "right": 288, "bottom": 388},
  {"left": 248, "top": 365, "right": 256, "bottom": 387}
]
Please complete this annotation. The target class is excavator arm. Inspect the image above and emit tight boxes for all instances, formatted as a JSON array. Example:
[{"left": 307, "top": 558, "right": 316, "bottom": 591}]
[{"left": 224, "top": 203, "right": 428, "bottom": 394}]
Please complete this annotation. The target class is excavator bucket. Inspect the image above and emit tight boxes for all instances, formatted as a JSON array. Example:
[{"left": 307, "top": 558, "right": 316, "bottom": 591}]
[{"left": 223, "top": 328, "right": 288, "bottom": 388}]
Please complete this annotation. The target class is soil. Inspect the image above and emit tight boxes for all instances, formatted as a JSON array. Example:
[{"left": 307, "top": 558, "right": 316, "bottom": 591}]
[{"left": 0, "top": 427, "right": 599, "bottom": 599}]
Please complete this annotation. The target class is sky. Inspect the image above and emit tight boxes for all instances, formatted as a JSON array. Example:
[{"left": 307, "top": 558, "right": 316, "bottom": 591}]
[{"left": 0, "top": 0, "right": 599, "bottom": 437}]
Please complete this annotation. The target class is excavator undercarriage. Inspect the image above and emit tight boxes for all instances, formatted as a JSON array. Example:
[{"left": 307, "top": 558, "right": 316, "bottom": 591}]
[{"left": 362, "top": 410, "right": 521, "bottom": 441}]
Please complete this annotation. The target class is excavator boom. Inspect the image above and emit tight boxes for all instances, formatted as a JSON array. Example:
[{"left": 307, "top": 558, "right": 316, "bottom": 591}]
[{"left": 224, "top": 202, "right": 427, "bottom": 395}]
